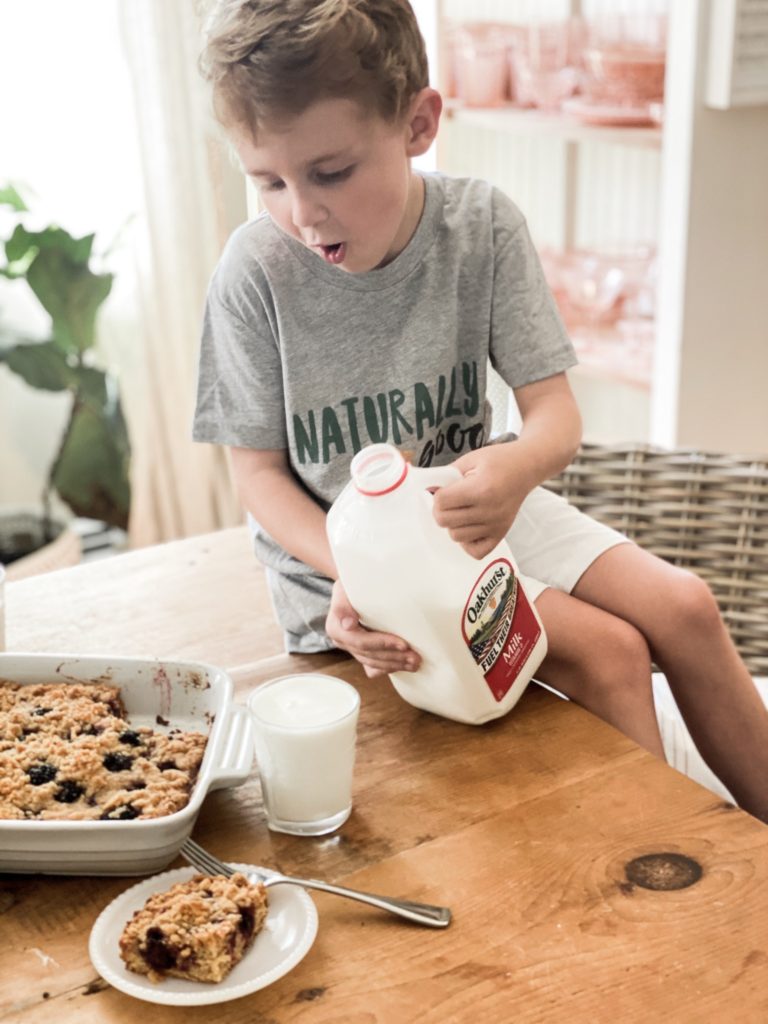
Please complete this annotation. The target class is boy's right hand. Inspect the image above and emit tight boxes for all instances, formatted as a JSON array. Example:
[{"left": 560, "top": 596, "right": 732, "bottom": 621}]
[{"left": 326, "top": 580, "right": 421, "bottom": 679}]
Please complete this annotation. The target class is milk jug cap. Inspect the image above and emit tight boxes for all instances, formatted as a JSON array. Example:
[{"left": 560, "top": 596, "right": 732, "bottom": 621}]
[{"left": 351, "top": 444, "right": 408, "bottom": 496}]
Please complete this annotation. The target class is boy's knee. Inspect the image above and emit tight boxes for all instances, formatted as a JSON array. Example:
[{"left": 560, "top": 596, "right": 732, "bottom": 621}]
[
  {"left": 571, "top": 618, "right": 651, "bottom": 697},
  {"left": 659, "top": 568, "right": 723, "bottom": 639}
]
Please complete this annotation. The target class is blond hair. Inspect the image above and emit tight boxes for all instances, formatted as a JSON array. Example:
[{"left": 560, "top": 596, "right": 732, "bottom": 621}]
[{"left": 200, "top": 0, "right": 429, "bottom": 135}]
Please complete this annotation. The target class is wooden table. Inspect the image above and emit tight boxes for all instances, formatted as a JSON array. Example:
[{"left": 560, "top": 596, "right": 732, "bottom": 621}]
[{"left": 2, "top": 528, "right": 768, "bottom": 1023}]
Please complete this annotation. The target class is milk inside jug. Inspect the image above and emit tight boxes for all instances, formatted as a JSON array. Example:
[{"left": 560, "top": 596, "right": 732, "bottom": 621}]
[{"left": 326, "top": 443, "right": 547, "bottom": 725}]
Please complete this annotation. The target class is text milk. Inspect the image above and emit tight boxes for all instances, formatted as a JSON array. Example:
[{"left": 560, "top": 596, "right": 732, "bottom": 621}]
[{"left": 326, "top": 444, "right": 548, "bottom": 725}]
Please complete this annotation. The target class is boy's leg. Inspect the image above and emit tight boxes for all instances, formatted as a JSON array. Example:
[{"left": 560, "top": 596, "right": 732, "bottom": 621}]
[
  {"left": 533, "top": 588, "right": 665, "bottom": 756},
  {"left": 572, "top": 542, "right": 768, "bottom": 823}
]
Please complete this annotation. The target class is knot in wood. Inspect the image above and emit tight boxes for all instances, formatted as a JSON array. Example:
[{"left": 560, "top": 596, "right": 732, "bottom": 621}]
[{"left": 624, "top": 852, "right": 703, "bottom": 891}]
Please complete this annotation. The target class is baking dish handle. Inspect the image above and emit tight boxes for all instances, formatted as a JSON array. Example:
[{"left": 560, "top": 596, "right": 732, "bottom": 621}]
[{"left": 208, "top": 704, "right": 255, "bottom": 791}]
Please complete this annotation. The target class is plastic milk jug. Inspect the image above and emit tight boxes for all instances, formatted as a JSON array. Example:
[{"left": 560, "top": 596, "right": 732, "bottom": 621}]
[{"left": 326, "top": 443, "right": 548, "bottom": 725}]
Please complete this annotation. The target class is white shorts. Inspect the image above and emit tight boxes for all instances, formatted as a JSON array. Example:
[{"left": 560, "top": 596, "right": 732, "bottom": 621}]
[{"left": 507, "top": 486, "right": 630, "bottom": 602}]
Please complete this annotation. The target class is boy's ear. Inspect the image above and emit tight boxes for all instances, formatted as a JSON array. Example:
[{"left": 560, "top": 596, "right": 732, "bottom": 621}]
[{"left": 405, "top": 87, "right": 442, "bottom": 157}]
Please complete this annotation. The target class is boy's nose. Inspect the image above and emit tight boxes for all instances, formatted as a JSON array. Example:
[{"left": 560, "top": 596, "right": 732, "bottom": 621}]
[{"left": 290, "top": 190, "right": 328, "bottom": 229}]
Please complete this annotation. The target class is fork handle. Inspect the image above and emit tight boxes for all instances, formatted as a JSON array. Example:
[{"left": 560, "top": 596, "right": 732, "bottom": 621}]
[{"left": 267, "top": 876, "right": 451, "bottom": 928}]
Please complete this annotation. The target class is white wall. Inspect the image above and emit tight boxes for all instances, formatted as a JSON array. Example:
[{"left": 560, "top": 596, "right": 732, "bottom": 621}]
[
  {"left": 674, "top": 110, "right": 768, "bottom": 454},
  {"left": 653, "top": 0, "right": 768, "bottom": 454},
  {"left": 679, "top": 106, "right": 768, "bottom": 453}
]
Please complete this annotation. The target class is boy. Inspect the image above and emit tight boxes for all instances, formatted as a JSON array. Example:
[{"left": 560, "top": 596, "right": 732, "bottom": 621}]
[{"left": 194, "top": 0, "right": 768, "bottom": 822}]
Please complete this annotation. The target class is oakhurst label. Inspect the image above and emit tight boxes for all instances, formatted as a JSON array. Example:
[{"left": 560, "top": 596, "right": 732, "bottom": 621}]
[{"left": 461, "top": 558, "right": 542, "bottom": 701}]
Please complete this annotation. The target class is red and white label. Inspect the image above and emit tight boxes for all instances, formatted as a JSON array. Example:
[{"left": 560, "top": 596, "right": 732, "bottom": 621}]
[{"left": 461, "top": 558, "right": 542, "bottom": 702}]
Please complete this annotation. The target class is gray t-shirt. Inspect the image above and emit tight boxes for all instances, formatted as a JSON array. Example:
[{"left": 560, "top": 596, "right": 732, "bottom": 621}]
[{"left": 193, "top": 172, "right": 576, "bottom": 651}]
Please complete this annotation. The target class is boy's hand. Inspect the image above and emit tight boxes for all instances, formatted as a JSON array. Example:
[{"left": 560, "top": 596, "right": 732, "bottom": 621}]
[
  {"left": 431, "top": 445, "right": 531, "bottom": 560},
  {"left": 326, "top": 580, "right": 421, "bottom": 679}
]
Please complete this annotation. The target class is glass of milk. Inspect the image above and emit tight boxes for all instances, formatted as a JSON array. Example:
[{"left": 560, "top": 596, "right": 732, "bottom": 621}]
[{"left": 247, "top": 674, "right": 360, "bottom": 835}]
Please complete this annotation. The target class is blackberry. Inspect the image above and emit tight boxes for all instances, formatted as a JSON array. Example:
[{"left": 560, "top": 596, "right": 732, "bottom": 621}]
[
  {"left": 103, "top": 751, "right": 134, "bottom": 772},
  {"left": 27, "top": 763, "right": 58, "bottom": 786},
  {"left": 100, "top": 804, "right": 140, "bottom": 820},
  {"left": 119, "top": 729, "right": 142, "bottom": 747},
  {"left": 54, "top": 780, "right": 85, "bottom": 803},
  {"left": 158, "top": 760, "right": 177, "bottom": 771},
  {"left": 143, "top": 928, "right": 176, "bottom": 971}
]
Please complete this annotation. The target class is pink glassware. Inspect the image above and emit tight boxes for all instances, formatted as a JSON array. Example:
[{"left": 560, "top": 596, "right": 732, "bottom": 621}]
[
  {"left": 561, "top": 96, "right": 657, "bottom": 127},
  {"left": 617, "top": 318, "right": 655, "bottom": 382},
  {"left": 541, "top": 245, "right": 656, "bottom": 329},
  {"left": 509, "top": 19, "right": 584, "bottom": 111},
  {"left": 453, "top": 23, "right": 512, "bottom": 108},
  {"left": 442, "top": 20, "right": 460, "bottom": 99},
  {"left": 609, "top": 244, "right": 656, "bottom": 320},
  {"left": 582, "top": 14, "right": 666, "bottom": 105},
  {"left": 559, "top": 250, "right": 627, "bottom": 326}
]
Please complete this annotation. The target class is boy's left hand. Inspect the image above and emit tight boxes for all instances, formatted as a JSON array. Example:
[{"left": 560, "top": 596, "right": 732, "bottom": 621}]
[
  {"left": 430, "top": 445, "right": 530, "bottom": 559},
  {"left": 326, "top": 580, "right": 422, "bottom": 678}
]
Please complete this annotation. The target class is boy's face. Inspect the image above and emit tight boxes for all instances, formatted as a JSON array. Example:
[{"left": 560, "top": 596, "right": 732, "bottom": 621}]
[{"left": 234, "top": 97, "right": 430, "bottom": 274}]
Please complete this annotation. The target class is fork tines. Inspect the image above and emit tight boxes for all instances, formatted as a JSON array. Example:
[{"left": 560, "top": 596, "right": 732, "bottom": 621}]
[{"left": 180, "top": 837, "right": 234, "bottom": 878}]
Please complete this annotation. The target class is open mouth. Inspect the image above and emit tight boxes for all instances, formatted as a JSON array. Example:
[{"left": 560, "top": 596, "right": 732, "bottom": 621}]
[{"left": 317, "top": 242, "right": 346, "bottom": 265}]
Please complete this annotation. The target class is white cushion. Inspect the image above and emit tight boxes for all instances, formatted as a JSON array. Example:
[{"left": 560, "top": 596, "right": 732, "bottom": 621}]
[{"left": 652, "top": 673, "right": 768, "bottom": 802}]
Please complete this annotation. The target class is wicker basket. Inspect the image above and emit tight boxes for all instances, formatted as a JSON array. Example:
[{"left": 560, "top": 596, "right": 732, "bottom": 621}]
[{"left": 544, "top": 442, "right": 768, "bottom": 676}]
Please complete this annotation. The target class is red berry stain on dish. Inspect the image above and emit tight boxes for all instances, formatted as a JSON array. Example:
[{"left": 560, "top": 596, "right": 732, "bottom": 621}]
[{"left": 153, "top": 666, "right": 172, "bottom": 719}]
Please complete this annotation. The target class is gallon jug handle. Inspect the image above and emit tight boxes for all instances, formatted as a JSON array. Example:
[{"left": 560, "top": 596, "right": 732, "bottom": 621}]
[{"left": 413, "top": 465, "right": 462, "bottom": 491}]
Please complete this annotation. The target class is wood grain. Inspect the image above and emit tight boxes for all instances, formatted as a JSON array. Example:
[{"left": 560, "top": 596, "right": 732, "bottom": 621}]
[
  {"left": 5, "top": 527, "right": 283, "bottom": 667},
  {"left": 2, "top": 530, "right": 768, "bottom": 1023}
]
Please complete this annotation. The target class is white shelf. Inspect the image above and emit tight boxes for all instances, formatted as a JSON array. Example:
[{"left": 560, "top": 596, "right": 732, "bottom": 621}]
[{"left": 444, "top": 101, "right": 663, "bottom": 150}]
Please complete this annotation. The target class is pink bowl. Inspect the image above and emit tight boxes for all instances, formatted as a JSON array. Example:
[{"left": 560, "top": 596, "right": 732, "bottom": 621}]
[
  {"left": 583, "top": 14, "right": 666, "bottom": 104},
  {"left": 541, "top": 245, "right": 656, "bottom": 328},
  {"left": 583, "top": 47, "right": 666, "bottom": 103}
]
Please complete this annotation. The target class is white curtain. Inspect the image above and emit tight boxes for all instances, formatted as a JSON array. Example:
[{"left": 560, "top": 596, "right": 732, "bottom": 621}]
[{"left": 118, "top": 0, "right": 247, "bottom": 546}]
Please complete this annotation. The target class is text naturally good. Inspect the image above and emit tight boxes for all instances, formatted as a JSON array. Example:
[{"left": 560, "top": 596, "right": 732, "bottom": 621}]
[{"left": 292, "top": 362, "right": 482, "bottom": 465}]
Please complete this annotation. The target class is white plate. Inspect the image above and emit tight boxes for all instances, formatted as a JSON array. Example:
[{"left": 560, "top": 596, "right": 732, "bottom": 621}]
[{"left": 89, "top": 865, "right": 318, "bottom": 1006}]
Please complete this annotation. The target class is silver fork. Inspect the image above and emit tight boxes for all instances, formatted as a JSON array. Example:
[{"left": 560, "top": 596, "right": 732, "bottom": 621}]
[{"left": 180, "top": 837, "right": 451, "bottom": 928}]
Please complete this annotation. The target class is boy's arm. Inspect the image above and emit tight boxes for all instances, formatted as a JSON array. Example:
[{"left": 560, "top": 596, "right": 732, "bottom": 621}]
[
  {"left": 431, "top": 371, "right": 581, "bottom": 559},
  {"left": 229, "top": 446, "right": 421, "bottom": 677},
  {"left": 229, "top": 447, "right": 335, "bottom": 577}
]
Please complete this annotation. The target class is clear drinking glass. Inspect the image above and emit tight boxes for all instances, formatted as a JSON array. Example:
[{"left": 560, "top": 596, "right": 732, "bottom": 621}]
[
  {"left": 453, "top": 23, "right": 512, "bottom": 108},
  {"left": 509, "top": 19, "right": 584, "bottom": 110},
  {"left": 248, "top": 674, "right": 360, "bottom": 836}
]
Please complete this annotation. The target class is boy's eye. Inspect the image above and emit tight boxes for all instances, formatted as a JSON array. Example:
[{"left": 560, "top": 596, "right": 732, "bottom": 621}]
[
  {"left": 251, "top": 176, "right": 284, "bottom": 193},
  {"left": 315, "top": 165, "right": 355, "bottom": 185}
]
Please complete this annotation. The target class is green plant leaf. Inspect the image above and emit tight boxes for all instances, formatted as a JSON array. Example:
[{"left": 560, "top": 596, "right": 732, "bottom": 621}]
[
  {"left": 1, "top": 203, "right": 131, "bottom": 528},
  {"left": 0, "top": 264, "right": 26, "bottom": 279},
  {"left": 26, "top": 250, "right": 113, "bottom": 354},
  {"left": 69, "top": 363, "right": 109, "bottom": 406},
  {"left": 0, "top": 185, "right": 28, "bottom": 212},
  {"left": 0, "top": 340, "right": 71, "bottom": 391},
  {"left": 51, "top": 391, "right": 131, "bottom": 530},
  {"left": 5, "top": 224, "right": 94, "bottom": 265}
]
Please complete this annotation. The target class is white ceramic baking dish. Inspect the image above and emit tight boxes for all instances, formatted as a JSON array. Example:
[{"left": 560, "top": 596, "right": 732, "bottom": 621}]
[{"left": 0, "top": 652, "right": 254, "bottom": 876}]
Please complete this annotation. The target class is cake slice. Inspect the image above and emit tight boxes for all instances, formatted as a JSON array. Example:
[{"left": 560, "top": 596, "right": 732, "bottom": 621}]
[{"left": 119, "top": 872, "right": 268, "bottom": 983}]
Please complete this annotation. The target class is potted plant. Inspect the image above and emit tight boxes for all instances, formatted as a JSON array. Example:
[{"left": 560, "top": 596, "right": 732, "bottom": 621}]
[{"left": 0, "top": 183, "right": 131, "bottom": 565}]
